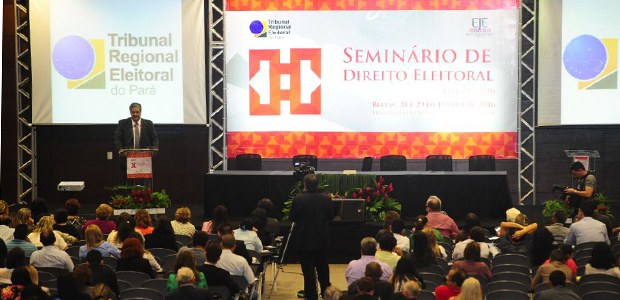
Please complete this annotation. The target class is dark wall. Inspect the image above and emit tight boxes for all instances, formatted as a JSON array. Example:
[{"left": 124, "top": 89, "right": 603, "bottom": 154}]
[{"left": 1, "top": 1, "right": 17, "bottom": 201}]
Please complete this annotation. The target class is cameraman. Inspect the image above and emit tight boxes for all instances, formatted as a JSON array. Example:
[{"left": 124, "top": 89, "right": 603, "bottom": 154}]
[{"left": 564, "top": 162, "right": 595, "bottom": 218}]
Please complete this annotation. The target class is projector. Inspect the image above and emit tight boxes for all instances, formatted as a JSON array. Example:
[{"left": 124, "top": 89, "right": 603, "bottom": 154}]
[{"left": 57, "top": 181, "right": 85, "bottom": 192}]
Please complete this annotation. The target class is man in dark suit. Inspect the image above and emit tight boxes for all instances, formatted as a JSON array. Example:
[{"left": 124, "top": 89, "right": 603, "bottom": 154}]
[
  {"left": 290, "top": 173, "right": 334, "bottom": 300},
  {"left": 114, "top": 102, "right": 159, "bottom": 151},
  {"left": 165, "top": 267, "right": 212, "bottom": 300},
  {"left": 197, "top": 240, "right": 240, "bottom": 295}
]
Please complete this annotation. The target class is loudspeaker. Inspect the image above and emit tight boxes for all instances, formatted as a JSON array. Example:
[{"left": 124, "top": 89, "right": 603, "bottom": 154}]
[{"left": 332, "top": 199, "right": 365, "bottom": 222}]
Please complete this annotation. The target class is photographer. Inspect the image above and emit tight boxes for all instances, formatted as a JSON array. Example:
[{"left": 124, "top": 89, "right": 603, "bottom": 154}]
[{"left": 564, "top": 162, "right": 595, "bottom": 218}]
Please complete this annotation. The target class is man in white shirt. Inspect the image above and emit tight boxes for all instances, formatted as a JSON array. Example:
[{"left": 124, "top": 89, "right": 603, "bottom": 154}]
[
  {"left": 30, "top": 230, "right": 74, "bottom": 271},
  {"left": 564, "top": 200, "right": 610, "bottom": 245},
  {"left": 232, "top": 218, "right": 263, "bottom": 252},
  {"left": 216, "top": 234, "right": 255, "bottom": 285},
  {"left": 452, "top": 226, "right": 499, "bottom": 260}
]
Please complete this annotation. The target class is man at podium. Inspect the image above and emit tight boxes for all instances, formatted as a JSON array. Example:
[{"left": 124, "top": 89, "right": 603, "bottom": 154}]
[{"left": 114, "top": 102, "right": 159, "bottom": 151}]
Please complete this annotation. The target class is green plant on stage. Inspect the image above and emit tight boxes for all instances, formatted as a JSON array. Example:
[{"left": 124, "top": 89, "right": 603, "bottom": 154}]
[
  {"left": 347, "top": 176, "right": 400, "bottom": 221},
  {"left": 542, "top": 199, "right": 570, "bottom": 220},
  {"left": 542, "top": 192, "right": 614, "bottom": 220},
  {"left": 593, "top": 192, "right": 614, "bottom": 219},
  {"left": 108, "top": 185, "right": 171, "bottom": 209}
]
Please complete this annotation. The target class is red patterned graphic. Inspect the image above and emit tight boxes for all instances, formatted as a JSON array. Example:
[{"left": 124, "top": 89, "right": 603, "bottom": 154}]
[
  {"left": 227, "top": 0, "right": 519, "bottom": 11},
  {"left": 227, "top": 131, "right": 517, "bottom": 159},
  {"left": 249, "top": 49, "right": 322, "bottom": 115}
]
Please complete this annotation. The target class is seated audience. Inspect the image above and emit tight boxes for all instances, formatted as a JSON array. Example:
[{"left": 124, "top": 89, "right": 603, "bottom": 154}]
[
  {"left": 178, "top": 230, "right": 208, "bottom": 266},
  {"left": 585, "top": 242, "right": 620, "bottom": 278},
  {"left": 495, "top": 227, "right": 534, "bottom": 255},
  {"left": 0, "top": 215, "right": 14, "bottom": 242},
  {"left": 197, "top": 240, "right": 240, "bottom": 295},
  {"left": 410, "top": 231, "right": 437, "bottom": 268},
  {"left": 422, "top": 227, "right": 447, "bottom": 260},
  {"left": 352, "top": 276, "right": 379, "bottom": 300},
  {"left": 434, "top": 268, "right": 466, "bottom": 300},
  {"left": 564, "top": 199, "right": 610, "bottom": 245},
  {"left": 145, "top": 216, "right": 179, "bottom": 251},
  {"left": 218, "top": 223, "right": 252, "bottom": 264},
  {"left": 391, "top": 280, "right": 420, "bottom": 300},
  {"left": 90, "top": 283, "right": 115, "bottom": 300},
  {"left": 530, "top": 226, "right": 556, "bottom": 267},
  {"left": 389, "top": 255, "right": 425, "bottom": 292},
  {"left": 536, "top": 270, "right": 580, "bottom": 300},
  {"left": 323, "top": 286, "right": 342, "bottom": 300},
  {"left": 202, "top": 205, "right": 228, "bottom": 234},
  {"left": 65, "top": 198, "right": 86, "bottom": 231},
  {"left": 116, "top": 237, "right": 155, "bottom": 278},
  {"left": 375, "top": 230, "right": 401, "bottom": 269},
  {"left": 134, "top": 209, "right": 154, "bottom": 235},
  {"left": 531, "top": 249, "right": 573, "bottom": 289},
  {"left": 30, "top": 197, "right": 49, "bottom": 223},
  {"left": 57, "top": 265, "right": 92, "bottom": 300},
  {"left": 391, "top": 219, "right": 410, "bottom": 253},
  {"left": 425, "top": 196, "right": 459, "bottom": 240},
  {"left": 30, "top": 229, "right": 74, "bottom": 270},
  {"left": 451, "top": 242, "right": 491, "bottom": 278},
  {"left": 5, "top": 224, "right": 35, "bottom": 257},
  {"left": 15, "top": 208, "right": 34, "bottom": 231},
  {"left": 83, "top": 204, "right": 116, "bottom": 235},
  {"left": 346, "top": 237, "right": 392, "bottom": 285},
  {"left": 1, "top": 267, "right": 36, "bottom": 300},
  {"left": 107, "top": 214, "right": 143, "bottom": 249},
  {"left": 216, "top": 234, "right": 255, "bottom": 285},
  {"left": 79, "top": 225, "right": 121, "bottom": 260},
  {"left": 453, "top": 226, "right": 498, "bottom": 260},
  {"left": 543, "top": 244, "right": 577, "bottom": 277},
  {"left": 452, "top": 277, "right": 482, "bottom": 300},
  {"left": 171, "top": 207, "right": 196, "bottom": 237},
  {"left": 256, "top": 198, "right": 279, "bottom": 246},
  {"left": 86, "top": 249, "right": 120, "bottom": 297},
  {"left": 545, "top": 210, "right": 569, "bottom": 245},
  {"left": 456, "top": 213, "right": 481, "bottom": 242},
  {"left": 28, "top": 215, "right": 77, "bottom": 249},
  {"left": 53, "top": 208, "right": 81, "bottom": 240},
  {"left": 411, "top": 215, "right": 445, "bottom": 244},
  {"left": 348, "top": 262, "right": 392, "bottom": 300},
  {"left": 233, "top": 218, "right": 263, "bottom": 252},
  {"left": 0, "top": 201, "right": 8, "bottom": 217},
  {"left": 166, "top": 250, "right": 207, "bottom": 292},
  {"left": 128, "top": 232, "right": 163, "bottom": 273},
  {"left": 165, "top": 267, "right": 212, "bottom": 300},
  {"left": 0, "top": 247, "right": 27, "bottom": 284}
]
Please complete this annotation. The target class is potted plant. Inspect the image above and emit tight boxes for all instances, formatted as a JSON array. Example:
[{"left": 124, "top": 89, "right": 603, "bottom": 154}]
[{"left": 108, "top": 185, "right": 171, "bottom": 215}]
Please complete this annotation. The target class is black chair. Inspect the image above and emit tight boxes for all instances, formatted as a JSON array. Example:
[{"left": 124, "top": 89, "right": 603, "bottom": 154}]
[
  {"left": 235, "top": 153, "right": 262, "bottom": 171},
  {"left": 147, "top": 248, "right": 177, "bottom": 264},
  {"left": 579, "top": 273, "right": 620, "bottom": 286},
  {"left": 578, "top": 281, "right": 620, "bottom": 296},
  {"left": 162, "top": 254, "right": 177, "bottom": 273},
  {"left": 491, "top": 264, "right": 530, "bottom": 275},
  {"left": 435, "top": 258, "right": 449, "bottom": 273},
  {"left": 38, "top": 272, "right": 55, "bottom": 284},
  {"left": 574, "top": 242, "right": 599, "bottom": 254},
  {"left": 425, "top": 155, "right": 452, "bottom": 171},
  {"left": 417, "top": 265, "right": 444, "bottom": 276},
  {"left": 208, "top": 285, "right": 232, "bottom": 300},
  {"left": 65, "top": 246, "right": 80, "bottom": 258},
  {"left": 575, "top": 256, "right": 591, "bottom": 268},
  {"left": 102, "top": 256, "right": 117, "bottom": 270},
  {"left": 42, "top": 278, "right": 57, "bottom": 289},
  {"left": 174, "top": 234, "right": 193, "bottom": 247},
  {"left": 492, "top": 253, "right": 531, "bottom": 268},
  {"left": 117, "top": 280, "right": 132, "bottom": 293},
  {"left": 486, "top": 289, "right": 529, "bottom": 300},
  {"left": 418, "top": 290, "right": 435, "bottom": 300},
  {"left": 472, "top": 275, "right": 489, "bottom": 293},
  {"left": 34, "top": 267, "right": 68, "bottom": 279},
  {"left": 379, "top": 155, "right": 407, "bottom": 171},
  {"left": 485, "top": 280, "right": 529, "bottom": 294},
  {"left": 468, "top": 155, "right": 496, "bottom": 171},
  {"left": 120, "top": 287, "right": 164, "bottom": 300},
  {"left": 419, "top": 272, "right": 445, "bottom": 287},
  {"left": 580, "top": 291, "right": 620, "bottom": 300},
  {"left": 140, "top": 279, "right": 168, "bottom": 295},
  {"left": 361, "top": 157, "right": 373, "bottom": 171},
  {"left": 292, "top": 155, "right": 318, "bottom": 170},
  {"left": 534, "top": 281, "right": 576, "bottom": 293},
  {"left": 577, "top": 265, "right": 586, "bottom": 276},
  {"left": 116, "top": 271, "right": 152, "bottom": 287},
  {"left": 490, "top": 272, "right": 531, "bottom": 288}
]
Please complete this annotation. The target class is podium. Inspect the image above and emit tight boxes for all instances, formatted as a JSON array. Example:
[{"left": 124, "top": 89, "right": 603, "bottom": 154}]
[
  {"left": 564, "top": 149, "right": 600, "bottom": 172},
  {"left": 119, "top": 149, "right": 158, "bottom": 187}
]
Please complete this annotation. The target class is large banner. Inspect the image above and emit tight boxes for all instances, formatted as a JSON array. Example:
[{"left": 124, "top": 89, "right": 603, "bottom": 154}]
[{"left": 225, "top": 0, "right": 519, "bottom": 159}]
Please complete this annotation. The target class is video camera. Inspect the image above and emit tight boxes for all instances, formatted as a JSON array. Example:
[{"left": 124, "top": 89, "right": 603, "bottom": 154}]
[
  {"left": 551, "top": 184, "right": 569, "bottom": 200},
  {"left": 293, "top": 160, "right": 315, "bottom": 180}
]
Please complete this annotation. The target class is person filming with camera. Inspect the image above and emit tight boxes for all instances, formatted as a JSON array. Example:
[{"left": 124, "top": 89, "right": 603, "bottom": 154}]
[{"left": 564, "top": 162, "right": 595, "bottom": 219}]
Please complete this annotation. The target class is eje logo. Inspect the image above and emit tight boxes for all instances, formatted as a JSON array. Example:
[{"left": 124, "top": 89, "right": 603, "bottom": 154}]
[{"left": 248, "top": 49, "right": 321, "bottom": 115}]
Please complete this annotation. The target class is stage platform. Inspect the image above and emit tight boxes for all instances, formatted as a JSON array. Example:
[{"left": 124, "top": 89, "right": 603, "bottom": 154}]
[{"left": 204, "top": 171, "right": 512, "bottom": 220}]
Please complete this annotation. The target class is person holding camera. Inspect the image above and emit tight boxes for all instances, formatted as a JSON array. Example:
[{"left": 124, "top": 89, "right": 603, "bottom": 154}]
[{"left": 563, "top": 162, "right": 595, "bottom": 218}]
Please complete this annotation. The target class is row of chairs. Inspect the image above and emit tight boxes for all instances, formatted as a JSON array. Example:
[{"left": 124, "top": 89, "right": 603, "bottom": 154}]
[{"left": 234, "top": 154, "right": 497, "bottom": 171}]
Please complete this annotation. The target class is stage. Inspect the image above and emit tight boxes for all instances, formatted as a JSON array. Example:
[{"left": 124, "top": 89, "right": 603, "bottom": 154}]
[{"left": 204, "top": 171, "right": 512, "bottom": 220}]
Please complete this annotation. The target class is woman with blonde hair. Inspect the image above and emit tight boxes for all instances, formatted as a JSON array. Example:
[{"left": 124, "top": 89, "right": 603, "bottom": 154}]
[
  {"left": 27, "top": 215, "right": 77, "bottom": 250},
  {"left": 79, "top": 225, "right": 120, "bottom": 260},
  {"left": 83, "top": 204, "right": 116, "bottom": 234},
  {"left": 422, "top": 227, "right": 447, "bottom": 259},
  {"left": 134, "top": 209, "right": 153, "bottom": 235},
  {"left": 451, "top": 277, "right": 482, "bottom": 300},
  {"left": 171, "top": 207, "right": 196, "bottom": 237},
  {"left": 15, "top": 208, "right": 34, "bottom": 230}
]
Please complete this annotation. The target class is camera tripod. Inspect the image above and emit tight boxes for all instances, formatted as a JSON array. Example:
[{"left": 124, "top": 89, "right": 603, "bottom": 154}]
[{"left": 267, "top": 222, "right": 295, "bottom": 298}]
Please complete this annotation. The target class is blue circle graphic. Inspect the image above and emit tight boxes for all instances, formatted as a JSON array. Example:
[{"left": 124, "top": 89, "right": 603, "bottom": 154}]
[
  {"left": 52, "top": 35, "right": 95, "bottom": 80},
  {"left": 563, "top": 34, "right": 607, "bottom": 80},
  {"left": 249, "top": 20, "right": 264, "bottom": 34}
]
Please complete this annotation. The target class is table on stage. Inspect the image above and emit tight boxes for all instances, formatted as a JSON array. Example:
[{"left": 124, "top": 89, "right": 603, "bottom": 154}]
[{"left": 204, "top": 171, "right": 512, "bottom": 220}]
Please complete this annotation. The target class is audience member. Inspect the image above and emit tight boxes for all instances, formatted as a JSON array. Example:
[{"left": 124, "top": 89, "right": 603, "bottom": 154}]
[
  {"left": 323, "top": 286, "right": 343, "bottom": 300},
  {"left": 529, "top": 226, "right": 555, "bottom": 268},
  {"left": 394, "top": 280, "right": 420, "bottom": 300},
  {"left": 422, "top": 227, "right": 447, "bottom": 260},
  {"left": 15, "top": 208, "right": 34, "bottom": 231},
  {"left": 411, "top": 215, "right": 445, "bottom": 244},
  {"left": 145, "top": 216, "right": 179, "bottom": 251},
  {"left": 53, "top": 208, "right": 81, "bottom": 240},
  {"left": 218, "top": 223, "right": 252, "bottom": 264},
  {"left": 425, "top": 196, "right": 459, "bottom": 240},
  {"left": 128, "top": 232, "right": 163, "bottom": 273},
  {"left": 90, "top": 283, "right": 116, "bottom": 300},
  {"left": 543, "top": 244, "right": 577, "bottom": 277},
  {"left": 86, "top": 249, "right": 120, "bottom": 297},
  {"left": 457, "top": 213, "right": 481, "bottom": 242},
  {"left": 107, "top": 214, "right": 143, "bottom": 249},
  {"left": 451, "top": 242, "right": 491, "bottom": 278},
  {"left": 0, "top": 247, "right": 26, "bottom": 284},
  {"left": 5, "top": 224, "right": 35, "bottom": 257},
  {"left": 56, "top": 265, "right": 92, "bottom": 300},
  {"left": 116, "top": 237, "right": 156, "bottom": 278},
  {"left": 30, "top": 197, "right": 49, "bottom": 223},
  {"left": 495, "top": 227, "right": 533, "bottom": 255},
  {"left": 391, "top": 219, "right": 410, "bottom": 253},
  {"left": 80, "top": 224, "right": 121, "bottom": 260},
  {"left": 166, "top": 250, "right": 207, "bottom": 292},
  {"left": 585, "top": 242, "right": 620, "bottom": 278},
  {"left": 30, "top": 229, "right": 74, "bottom": 270},
  {"left": 165, "top": 267, "right": 212, "bottom": 300},
  {"left": 546, "top": 210, "right": 569, "bottom": 244},
  {"left": 197, "top": 240, "right": 240, "bottom": 295},
  {"left": 202, "top": 205, "right": 228, "bottom": 234},
  {"left": 83, "top": 204, "right": 116, "bottom": 235},
  {"left": 134, "top": 209, "right": 154, "bottom": 235},
  {"left": 375, "top": 230, "right": 401, "bottom": 269},
  {"left": 564, "top": 199, "right": 610, "bottom": 245},
  {"left": 452, "top": 277, "right": 482, "bottom": 300},
  {"left": 65, "top": 198, "right": 86, "bottom": 231},
  {"left": 353, "top": 276, "right": 379, "bottom": 300},
  {"left": 383, "top": 211, "right": 401, "bottom": 231},
  {"left": 346, "top": 237, "right": 392, "bottom": 285},
  {"left": 434, "top": 268, "right": 466, "bottom": 300},
  {"left": 348, "top": 262, "right": 392, "bottom": 300},
  {"left": 0, "top": 200, "right": 8, "bottom": 217},
  {"left": 1, "top": 267, "right": 33, "bottom": 300},
  {"left": 531, "top": 249, "right": 573, "bottom": 289},
  {"left": 0, "top": 215, "right": 14, "bottom": 242},
  {"left": 389, "top": 255, "right": 425, "bottom": 292},
  {"left": 28, "top": 215, "right": 77, "bottom": 249},
  {"left": 410, "top": 231, "right": 437, "bottom": 268},
  {"left": 505, "top": 207, "right": 521, "bottom": 223},
  {"left": 256, "top": 198, "right": 279, "bottom": 245},
  {"left": 216, "top": 234, "right": 255, "bottom": 285},
  {"left": 178, "top": 230, "right": 208, "bottom": 266},
  {"left": 233, "top": 218, "right": 263, "bottom": 252},
  {"left": 171, "top": 207, "right": 196, "bottom": 237},
  {"left": 535, "top": 270, "right": 580, "bottom": 300},
  {"left": 452, "top": 226, "right": 498, "bottom": 260}
]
